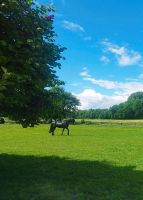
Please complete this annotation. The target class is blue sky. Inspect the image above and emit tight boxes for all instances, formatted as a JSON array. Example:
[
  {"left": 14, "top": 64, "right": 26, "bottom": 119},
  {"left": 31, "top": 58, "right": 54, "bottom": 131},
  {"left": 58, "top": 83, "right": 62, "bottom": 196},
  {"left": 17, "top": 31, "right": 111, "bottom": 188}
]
[{"left": 38, "top": 0, "right": 143, "bottom": 109}]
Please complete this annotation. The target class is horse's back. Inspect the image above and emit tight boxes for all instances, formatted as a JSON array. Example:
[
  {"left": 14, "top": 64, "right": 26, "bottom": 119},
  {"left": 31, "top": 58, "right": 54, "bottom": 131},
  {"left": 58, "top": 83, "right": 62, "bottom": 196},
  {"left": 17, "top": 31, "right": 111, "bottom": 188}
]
[
  {"left": 56, "top": 122, "right": 64, "bottom": 128},
  {"left": 56, "top": 120, "right": 69, "bottom": 128}
]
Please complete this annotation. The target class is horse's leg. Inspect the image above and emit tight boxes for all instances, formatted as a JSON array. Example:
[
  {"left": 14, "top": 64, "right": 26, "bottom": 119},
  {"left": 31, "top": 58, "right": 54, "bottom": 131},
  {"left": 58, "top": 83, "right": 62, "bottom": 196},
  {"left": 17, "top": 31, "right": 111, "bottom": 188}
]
[
  {"left": 61, "top": 128, "right": 65, "bottom": 136},
  {"left": 66, "top": 128, "right": 69, "bottom": 135},
  {"left": 52, "top": 127, "right": 56, "bottom": 136}
]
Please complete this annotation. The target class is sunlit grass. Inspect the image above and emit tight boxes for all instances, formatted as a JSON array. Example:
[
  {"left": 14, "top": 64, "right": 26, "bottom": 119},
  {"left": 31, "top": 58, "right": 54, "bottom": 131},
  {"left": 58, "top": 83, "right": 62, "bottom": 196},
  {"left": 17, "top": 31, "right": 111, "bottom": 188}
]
[
  {"left": 77, "top": 118, "right": 143, "bottom": 125},
  {"left": 0, "top": 124, "right": 143, "bottom": 200}
]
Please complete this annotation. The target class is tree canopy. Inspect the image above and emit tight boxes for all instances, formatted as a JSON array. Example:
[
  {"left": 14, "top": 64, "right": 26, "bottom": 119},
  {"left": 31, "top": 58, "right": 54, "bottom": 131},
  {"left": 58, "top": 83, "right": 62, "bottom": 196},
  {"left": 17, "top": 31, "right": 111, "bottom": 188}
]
[
  {"left": 43, "top": 87, "right": 80, "bottom": 121},
  {"left": 0, "top": 0, "right": 67, "bottom": 126}
]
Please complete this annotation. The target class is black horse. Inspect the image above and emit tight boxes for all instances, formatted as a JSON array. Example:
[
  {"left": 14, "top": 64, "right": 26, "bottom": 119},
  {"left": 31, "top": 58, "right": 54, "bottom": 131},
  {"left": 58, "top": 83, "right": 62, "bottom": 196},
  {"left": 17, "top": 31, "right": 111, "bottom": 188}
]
[{"left": 49, "top": 119, "right": 71, "bottom": 136}]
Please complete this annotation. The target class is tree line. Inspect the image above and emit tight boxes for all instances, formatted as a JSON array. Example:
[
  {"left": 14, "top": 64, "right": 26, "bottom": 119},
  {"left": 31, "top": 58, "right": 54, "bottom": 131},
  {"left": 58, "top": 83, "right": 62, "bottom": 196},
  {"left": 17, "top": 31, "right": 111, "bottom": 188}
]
[{"left": 76, "top": 92, "right": 143, "bottom": 120}]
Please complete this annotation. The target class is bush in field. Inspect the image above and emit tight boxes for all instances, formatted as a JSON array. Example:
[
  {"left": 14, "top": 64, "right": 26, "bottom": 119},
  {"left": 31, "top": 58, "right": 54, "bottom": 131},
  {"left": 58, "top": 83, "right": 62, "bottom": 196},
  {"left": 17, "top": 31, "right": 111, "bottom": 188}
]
[{"left": 81, "top": 119, "right": 85, "bottom": 124}]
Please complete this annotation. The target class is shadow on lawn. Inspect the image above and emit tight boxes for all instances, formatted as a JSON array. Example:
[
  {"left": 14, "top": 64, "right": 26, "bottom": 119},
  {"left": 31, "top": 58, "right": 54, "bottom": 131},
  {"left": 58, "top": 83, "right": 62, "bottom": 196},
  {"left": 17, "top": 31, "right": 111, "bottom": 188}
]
[{"left": 0, "top": 154, "right": 143, "bottom": 200}]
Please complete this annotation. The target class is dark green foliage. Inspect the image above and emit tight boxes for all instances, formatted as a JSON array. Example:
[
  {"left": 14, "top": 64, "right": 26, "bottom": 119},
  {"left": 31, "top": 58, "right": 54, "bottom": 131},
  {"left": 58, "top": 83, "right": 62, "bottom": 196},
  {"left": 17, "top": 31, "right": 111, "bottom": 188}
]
[
  {"left": 80, "top": 119, "right": 85, "bottom": 124},
  {"left": 0, "top": 0, "right": 66, "bottom": 126},
  {"left": 128, "top": 92, "right": 143, "bottom": 101},
  {"left": 43, "top": 87, "right": 80, "bottom": 120},
  {"left": 0, "top": 117, "right": 5, "bottom": 124}
]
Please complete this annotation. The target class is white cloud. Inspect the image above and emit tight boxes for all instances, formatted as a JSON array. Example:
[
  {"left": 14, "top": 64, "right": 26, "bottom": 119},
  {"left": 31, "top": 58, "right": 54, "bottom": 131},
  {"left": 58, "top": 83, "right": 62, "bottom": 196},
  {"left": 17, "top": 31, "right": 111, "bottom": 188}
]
[
  {"left": 62, "top": 20, "right": 85, "bottom": 32},
  {"left": 102, "top": 40, "right": 142, "bottom": 67},
  {"left": 118, "top": 53, "right": 141, "bottom": 66},
  {"left": 74, "top": 89, "right": 127, "bottom": 109},
  {"left": 77, "top": 68, "right": 143, "bottom": 109},
  {"left": 80, "top": 70, "right": 91, "bottom": 77},
  {"left": 100, "top": 55, "right": 110, "bottom": 64},
  {"left": 84, "top": 77, "right": 116, "bottom": 89},
  {"left": 80, "top": 68, "right": 91, "bottom": 77},
  {"left": 80, "top": 69, "right": 143, "bottom": 96},
  {"left": 138, "top": 74, "right": 143, "bottom": 79}
]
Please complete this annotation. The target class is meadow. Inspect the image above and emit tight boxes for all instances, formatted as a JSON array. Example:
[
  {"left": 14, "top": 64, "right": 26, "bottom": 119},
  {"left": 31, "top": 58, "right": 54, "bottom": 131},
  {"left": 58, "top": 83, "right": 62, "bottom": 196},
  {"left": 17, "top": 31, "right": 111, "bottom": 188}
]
[{"left": 1, "top": 123, "right": 143, "bottom": 200}]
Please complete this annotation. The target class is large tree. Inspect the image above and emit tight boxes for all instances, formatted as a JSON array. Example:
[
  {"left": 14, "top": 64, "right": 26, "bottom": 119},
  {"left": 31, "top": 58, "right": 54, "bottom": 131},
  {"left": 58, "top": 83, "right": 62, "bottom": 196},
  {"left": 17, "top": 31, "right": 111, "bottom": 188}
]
[
  {"left": 0, "top": 0, "right": 65, "bottom": 126},
  {"left": 43, "top": 87, "right": 80, "bottom": 121}
]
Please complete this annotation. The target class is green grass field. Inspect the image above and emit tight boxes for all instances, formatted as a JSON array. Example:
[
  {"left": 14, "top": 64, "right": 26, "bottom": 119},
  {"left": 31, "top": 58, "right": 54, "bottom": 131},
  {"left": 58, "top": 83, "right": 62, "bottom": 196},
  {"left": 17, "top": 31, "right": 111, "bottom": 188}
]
[
  {"left": 77, "top": 118, "right": 143, "bottom": 126},
  {"left": 1, "top": 124, "right": 143, "bottom": 200}
]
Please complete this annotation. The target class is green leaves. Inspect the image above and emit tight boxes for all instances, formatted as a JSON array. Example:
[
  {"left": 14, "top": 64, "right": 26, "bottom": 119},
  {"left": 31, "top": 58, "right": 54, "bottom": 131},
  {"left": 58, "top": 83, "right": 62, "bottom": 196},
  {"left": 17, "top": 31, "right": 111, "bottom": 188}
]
[
  {"left": 0, "top": 0, "right": 65, "bottom": 126},
  {"left": 27, "top": 0, "right": 33, "bottom": 4},
  {"left": 0, "top": 40, "right": 7, "bottom": 46},
  {"left": 43, "top": 87, "right": 80, "bottom": 120},
  {"left": 27, "top": 39, "right": 33, "bottom": 43}
]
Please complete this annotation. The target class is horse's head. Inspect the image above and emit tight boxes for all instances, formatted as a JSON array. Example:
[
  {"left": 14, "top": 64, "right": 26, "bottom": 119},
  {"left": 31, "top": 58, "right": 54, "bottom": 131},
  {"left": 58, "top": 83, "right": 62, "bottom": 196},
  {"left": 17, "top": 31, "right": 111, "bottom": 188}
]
[{"left": 49, "top": 122, "right": 56, "bottom": 133}]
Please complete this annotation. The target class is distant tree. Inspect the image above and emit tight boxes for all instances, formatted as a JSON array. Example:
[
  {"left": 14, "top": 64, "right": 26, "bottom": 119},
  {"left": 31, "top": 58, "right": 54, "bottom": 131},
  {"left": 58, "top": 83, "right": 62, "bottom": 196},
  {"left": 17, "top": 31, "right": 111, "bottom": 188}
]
[
  {"left": 109, "top": 105, "right": 119, "bottom": 119},
  {"left": 125, "top": 92, "right": 143, "bottom": 119},
  {"left": 132, "top": 99, "right": 143, "bottom": 119},
  {"left": 43, "top": 87, "right": 80, "bottom": 120},
  {"left": 76, "top": 91, "right": 143, "bottom": 120},
  {"left": 115, "top": 103, "right": 125, "bottom": 119},
  {"left": 128, "top": 92, "right": 143, "bottom": 101},
  {"left": 99, "top": 109, "right": 111, "bottom": 119},
  {"left": 0, "top": 0, "right": 65, "bottom": 127},
  {"left": 122, "top": 101, "right": 134, "bottom": 119}
]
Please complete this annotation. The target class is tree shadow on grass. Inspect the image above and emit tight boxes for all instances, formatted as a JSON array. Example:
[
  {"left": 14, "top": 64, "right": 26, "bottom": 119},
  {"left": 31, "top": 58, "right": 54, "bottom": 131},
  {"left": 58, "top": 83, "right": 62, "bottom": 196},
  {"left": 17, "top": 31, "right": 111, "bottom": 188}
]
[{"left": 0, "top": 154, "right": 143, "bottom": 200}]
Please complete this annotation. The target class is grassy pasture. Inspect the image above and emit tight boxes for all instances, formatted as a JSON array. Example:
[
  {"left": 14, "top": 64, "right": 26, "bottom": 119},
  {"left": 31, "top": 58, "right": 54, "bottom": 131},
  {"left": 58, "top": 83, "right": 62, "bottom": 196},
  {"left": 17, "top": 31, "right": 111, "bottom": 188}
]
[
  {"left": 76, "top": 118, "right": 143, "bottom": 126},
  {"left": 0, "top": 124, "right": 143, "bottom": 200}
]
